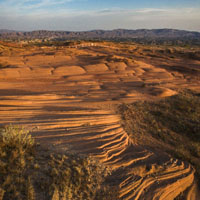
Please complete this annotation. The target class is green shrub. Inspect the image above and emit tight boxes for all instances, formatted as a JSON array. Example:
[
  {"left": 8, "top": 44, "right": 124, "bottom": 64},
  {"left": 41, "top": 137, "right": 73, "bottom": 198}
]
[
  {"left": 35, "top": 152, "right": 113, "bottom": 200},
  {"left": 0, "top": 125, "right": 35, "bottom": 200}
]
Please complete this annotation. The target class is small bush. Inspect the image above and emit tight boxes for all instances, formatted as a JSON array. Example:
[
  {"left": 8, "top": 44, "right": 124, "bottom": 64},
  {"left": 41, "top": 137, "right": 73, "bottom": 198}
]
[
  {"left": 35, "top": 153, "right": 111, "bottom": 200},
  {"left": 0, "top": 125, "right": 35, "bottom": 200}
]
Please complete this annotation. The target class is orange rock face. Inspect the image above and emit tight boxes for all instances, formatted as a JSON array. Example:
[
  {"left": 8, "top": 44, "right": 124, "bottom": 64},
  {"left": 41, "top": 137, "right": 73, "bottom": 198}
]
[{"left": 0, "top": 42, "right": 199, "bottom": 199}]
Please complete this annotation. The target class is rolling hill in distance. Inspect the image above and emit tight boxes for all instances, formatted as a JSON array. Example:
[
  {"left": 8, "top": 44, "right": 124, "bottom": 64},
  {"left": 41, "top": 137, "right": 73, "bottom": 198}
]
[{"left": 0, "top": 28, "right": 200, "bottom": 41}]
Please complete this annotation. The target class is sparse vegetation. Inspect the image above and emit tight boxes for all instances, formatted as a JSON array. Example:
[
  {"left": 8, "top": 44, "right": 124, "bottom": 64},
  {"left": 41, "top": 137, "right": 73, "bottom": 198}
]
[
  {"left": 119, "top": 90, "right": 200, "bottom": 178},
  {"left": 0, "top": 125, "right": 118, "bottom": 200},
  {"left": 0, "top": 126, "right": 35, "bottom": 200}
]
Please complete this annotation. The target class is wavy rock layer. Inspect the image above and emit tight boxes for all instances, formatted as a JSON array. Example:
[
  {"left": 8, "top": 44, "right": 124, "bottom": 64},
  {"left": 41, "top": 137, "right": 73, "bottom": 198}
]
[{"left": 0, "top": 44, "right": 199, "bottom": 199}]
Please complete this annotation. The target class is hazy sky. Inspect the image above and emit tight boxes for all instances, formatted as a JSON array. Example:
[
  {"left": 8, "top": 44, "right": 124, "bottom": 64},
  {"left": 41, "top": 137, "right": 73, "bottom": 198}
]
[{"left": 0, "top": 0, "right": 200, "bottom": 31}]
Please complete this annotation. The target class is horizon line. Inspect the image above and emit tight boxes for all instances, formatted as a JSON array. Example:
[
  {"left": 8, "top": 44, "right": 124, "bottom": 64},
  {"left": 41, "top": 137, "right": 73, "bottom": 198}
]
[{"left": 1, "top": 28, "right": 200, "bottom": 33}]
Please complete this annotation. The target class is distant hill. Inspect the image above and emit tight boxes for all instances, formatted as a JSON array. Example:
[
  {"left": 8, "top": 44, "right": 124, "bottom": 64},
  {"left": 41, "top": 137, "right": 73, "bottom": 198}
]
[
  {"left": 0, "top": 29, "right": 18, "bottom": 34},
  {"left": 0, "top": 29, "right": 200, "bottom": 44}
]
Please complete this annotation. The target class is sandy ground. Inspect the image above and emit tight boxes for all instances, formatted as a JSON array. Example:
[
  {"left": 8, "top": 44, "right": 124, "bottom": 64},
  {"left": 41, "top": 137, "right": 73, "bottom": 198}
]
[{"left": 0, "top": 42, "right": 200, "bottom": 199}]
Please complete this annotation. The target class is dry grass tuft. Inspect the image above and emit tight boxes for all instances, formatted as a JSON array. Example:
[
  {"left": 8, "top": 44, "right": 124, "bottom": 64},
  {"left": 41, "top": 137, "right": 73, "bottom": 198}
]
[{"left": 0, "top": 126, "right": 35, "bottom": 200}]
